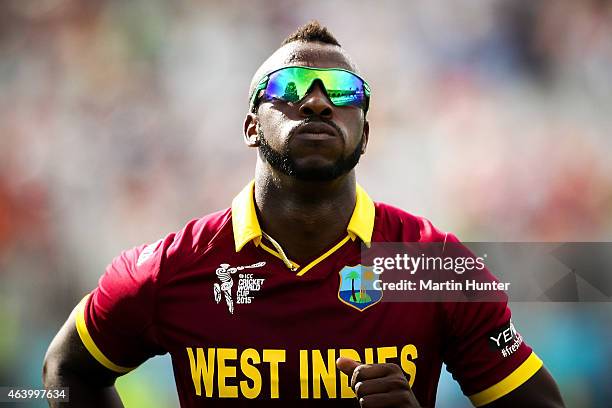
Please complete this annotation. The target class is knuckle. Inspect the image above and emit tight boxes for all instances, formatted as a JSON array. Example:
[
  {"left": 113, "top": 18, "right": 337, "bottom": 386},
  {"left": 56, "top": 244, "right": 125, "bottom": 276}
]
[
  {"left": 351, "top": 366, "right": 362, "bottom": 383},
  {"left": 354, "top": 381, "right": 364, "bottom": 396},
  {"left": 399, "top": 391, "right": 412, "bottom": 402},
  {"left": 352, "top": 364, "right": 367, "bottom": 384},
  {"left": 359, "top": 395, "right": 372, "bottom": 408},
  {"left": 391, "top": 376, "right": 408, "bottom": 389}
]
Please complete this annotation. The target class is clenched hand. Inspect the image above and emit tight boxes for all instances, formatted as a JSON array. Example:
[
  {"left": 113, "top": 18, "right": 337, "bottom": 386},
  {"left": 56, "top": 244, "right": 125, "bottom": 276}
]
[{"left": 336, "top": 357, "right": 422, "bottom": 408}]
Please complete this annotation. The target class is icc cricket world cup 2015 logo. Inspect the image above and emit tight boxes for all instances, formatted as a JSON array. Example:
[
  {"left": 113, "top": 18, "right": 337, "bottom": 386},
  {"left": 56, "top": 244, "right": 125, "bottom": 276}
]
[{"left": 213, "top": 262, "right": 266, "bottom": 314}]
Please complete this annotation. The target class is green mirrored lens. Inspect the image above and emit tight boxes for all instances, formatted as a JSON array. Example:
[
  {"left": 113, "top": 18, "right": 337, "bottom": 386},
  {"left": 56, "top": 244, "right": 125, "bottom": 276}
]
[{"left": 264, "top": 67, "right": 368, "bottom": 108}]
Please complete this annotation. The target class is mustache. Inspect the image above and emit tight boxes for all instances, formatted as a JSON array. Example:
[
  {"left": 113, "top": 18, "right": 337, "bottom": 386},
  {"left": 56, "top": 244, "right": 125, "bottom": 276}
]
[{"left": 287, "top": 118, "right": 345, "bottom": 140}]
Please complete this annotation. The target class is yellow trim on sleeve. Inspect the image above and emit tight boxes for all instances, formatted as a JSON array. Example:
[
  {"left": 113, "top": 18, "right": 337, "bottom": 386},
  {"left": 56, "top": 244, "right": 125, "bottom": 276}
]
[
  {"left": 468, "top": 352, "right": 543, "bottom": 407},
  {"left": 74, "top": 294, "right": 137, "bottom": 374}
]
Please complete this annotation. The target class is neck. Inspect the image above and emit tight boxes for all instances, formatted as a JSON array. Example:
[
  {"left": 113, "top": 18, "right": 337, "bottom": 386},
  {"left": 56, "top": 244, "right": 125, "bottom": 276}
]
[{"left": 254, "top": 162, "right": 357, "bottom": 264}]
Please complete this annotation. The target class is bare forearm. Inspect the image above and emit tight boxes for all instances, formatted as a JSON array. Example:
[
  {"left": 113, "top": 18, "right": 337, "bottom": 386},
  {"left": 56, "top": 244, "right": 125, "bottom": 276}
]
[
  {"left": 44, "top": 370, "right": 124, "bottom": 408},
  {"left": 43, "top": 310, "right": 125, "bottom": 407}
]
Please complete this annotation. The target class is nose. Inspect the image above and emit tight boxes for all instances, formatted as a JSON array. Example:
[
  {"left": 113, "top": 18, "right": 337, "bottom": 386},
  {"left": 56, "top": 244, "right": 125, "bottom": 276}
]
[{"left": 298, "top": 80, "right": 333, "bottom": 119}]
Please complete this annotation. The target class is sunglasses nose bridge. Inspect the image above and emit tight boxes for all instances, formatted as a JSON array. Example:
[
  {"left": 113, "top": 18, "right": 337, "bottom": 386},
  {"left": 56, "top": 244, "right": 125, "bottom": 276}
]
[
  {"left": 305, "top": 77, "right": 326, "bottom": 94},
  {"left": 299, "top": 79, "right": 334, "bottom": 118}
]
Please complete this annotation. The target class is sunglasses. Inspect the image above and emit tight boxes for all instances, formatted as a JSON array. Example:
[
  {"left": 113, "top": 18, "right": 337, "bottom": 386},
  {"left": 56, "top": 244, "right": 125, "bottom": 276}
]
[{"left": 249, "top": 66, "right": 371, "bottom": 113}]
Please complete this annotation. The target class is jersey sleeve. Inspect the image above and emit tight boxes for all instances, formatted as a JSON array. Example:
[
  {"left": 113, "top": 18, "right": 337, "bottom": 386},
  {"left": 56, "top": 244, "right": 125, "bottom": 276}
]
[
  {"left": 74, "top": 237, "right": 171, "bottom": 374},
  {"left": 441, "top": 234, "right": 543, "bottom": 407}
]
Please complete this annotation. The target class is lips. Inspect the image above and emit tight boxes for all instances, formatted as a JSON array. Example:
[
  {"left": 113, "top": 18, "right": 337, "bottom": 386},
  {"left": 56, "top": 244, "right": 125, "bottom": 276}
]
[{"left": 294, "top": 122, "right": 338, "bottom": 138}]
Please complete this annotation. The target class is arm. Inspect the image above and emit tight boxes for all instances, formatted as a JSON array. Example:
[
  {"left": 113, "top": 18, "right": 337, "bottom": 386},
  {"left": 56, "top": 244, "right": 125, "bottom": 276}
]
[
  {"left": 486, "top": 366, "right": 565, "bottom": 408},
  {"left": 335, "top": 359, "right": 565, "bottom": 408},
  {"left": 42, "top": 235, "right": 174, "bottom": 407},
  {"left": 42, "top": 308, "right": 124, "bottom": 408}
]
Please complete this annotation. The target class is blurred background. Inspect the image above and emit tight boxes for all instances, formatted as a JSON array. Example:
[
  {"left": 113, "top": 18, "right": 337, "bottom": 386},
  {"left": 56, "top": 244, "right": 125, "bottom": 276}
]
[{"left": 1, "top": 0, "right": 611, "bottom": 406}]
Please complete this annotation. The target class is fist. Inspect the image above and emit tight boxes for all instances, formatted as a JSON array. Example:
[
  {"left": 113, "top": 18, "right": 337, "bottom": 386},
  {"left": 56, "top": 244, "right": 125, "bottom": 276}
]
[{"left": 336, "top": 357, "right": 421, "bottom": 407}]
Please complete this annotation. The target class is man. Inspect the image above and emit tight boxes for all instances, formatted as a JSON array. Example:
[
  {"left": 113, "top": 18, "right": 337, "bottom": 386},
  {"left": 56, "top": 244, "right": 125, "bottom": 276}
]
[{"left": 43, "top": 21, "right": 565, "bottom": 407}]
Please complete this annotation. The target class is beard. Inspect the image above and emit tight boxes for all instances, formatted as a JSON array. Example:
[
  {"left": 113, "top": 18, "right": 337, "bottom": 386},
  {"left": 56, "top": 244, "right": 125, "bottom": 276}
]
[{"left": 257, "top": 125, "right": 364, "bottom": 182}]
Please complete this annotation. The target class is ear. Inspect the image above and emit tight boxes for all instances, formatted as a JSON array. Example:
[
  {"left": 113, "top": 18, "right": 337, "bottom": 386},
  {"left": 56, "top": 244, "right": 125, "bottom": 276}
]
[
  {"left": 243, "top": 113, "right": 260, "bottom": 147},
  {"left": 360, "top": 120, "right": 369, "bottom": 154}
]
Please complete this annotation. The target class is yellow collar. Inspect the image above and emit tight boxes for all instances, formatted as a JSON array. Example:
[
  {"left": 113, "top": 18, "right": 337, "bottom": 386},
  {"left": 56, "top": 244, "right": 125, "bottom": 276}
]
[{"left": 231, "top": 180, "right": 375, "bottom": 252}]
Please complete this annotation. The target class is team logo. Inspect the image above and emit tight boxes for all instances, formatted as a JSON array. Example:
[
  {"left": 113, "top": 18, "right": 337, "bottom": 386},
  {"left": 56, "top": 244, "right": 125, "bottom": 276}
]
[
  {"left": 213, "top": 262, "right": 266, "bottom": 314},
  {"left": 338, "top": 265, "right": 382, "bottom": 311}
]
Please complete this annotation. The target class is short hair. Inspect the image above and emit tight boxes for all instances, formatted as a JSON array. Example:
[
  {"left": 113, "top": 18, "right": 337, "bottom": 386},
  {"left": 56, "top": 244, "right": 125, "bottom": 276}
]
[{"left": 281, "top": 21, "right": 341, "bottom": 47}]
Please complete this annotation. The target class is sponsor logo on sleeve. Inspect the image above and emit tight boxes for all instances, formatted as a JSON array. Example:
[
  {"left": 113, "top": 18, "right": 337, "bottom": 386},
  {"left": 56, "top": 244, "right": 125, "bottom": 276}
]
[{"left": 487, "top": 320, "right": 523, "bottom": 358}]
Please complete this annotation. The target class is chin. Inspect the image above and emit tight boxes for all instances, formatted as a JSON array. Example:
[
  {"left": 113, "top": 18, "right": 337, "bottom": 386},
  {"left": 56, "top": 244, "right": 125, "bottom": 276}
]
[
  {"left": 291, "top": 164, "right": 344, "bottom": 182},
  {"left": 292, "top": 156, "right": 338, "bottom": 169}
]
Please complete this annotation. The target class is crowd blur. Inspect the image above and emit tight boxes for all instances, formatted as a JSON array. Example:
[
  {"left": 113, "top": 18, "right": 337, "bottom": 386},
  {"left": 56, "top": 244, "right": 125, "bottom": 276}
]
[{"left": 0, "top": 0, "right": 610, "bottom": 407}]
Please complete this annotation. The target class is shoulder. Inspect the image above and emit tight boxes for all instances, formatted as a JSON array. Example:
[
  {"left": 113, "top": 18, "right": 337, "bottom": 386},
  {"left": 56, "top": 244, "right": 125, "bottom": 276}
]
[
  {"left": 168, "top": 208, "right": 232, "bottom": 251},
  {"left": 105, "top": 209, "right": 231, "bottom": 292},
  {"left": 163, "top": 207, "right": 232, "bottom": 265},
  {"left": 373, "top": 201, "right": 452, "bottom": 243}
]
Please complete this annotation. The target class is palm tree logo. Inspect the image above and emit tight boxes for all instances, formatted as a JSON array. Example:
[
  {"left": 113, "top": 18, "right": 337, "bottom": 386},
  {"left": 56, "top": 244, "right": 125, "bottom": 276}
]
[
  {"left": 338, "top": 265, "right": 383, "bottom": 311},
  {"left": 346, "top": 270, "right": 360, "bottom": 301}
]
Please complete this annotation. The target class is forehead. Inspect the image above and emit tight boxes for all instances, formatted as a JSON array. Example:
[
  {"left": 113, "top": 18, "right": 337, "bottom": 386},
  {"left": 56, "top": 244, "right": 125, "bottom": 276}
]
[
  {"left": 249, "top": 41, "right": 359, "bottom": 96},
  {"left": 275, "top": 42, "right": 355, "bottom": 70}
]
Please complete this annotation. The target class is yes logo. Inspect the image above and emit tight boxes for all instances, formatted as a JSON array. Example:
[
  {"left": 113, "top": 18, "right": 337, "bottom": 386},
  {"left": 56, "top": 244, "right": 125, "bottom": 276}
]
[{"left": 487, "top": 320, "right": 523, "bottom": 358}]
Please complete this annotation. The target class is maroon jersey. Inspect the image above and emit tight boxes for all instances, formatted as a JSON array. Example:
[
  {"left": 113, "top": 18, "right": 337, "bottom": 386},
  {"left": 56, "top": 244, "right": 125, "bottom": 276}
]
[{"left": 75, "top": 181, "right": 542, "bottom": 407}]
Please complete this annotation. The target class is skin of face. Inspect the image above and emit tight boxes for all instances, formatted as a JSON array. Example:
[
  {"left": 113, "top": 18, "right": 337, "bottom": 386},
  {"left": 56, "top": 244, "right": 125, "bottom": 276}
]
[{"left": 243, "top": 41, "right": 370, "bottom": 181}]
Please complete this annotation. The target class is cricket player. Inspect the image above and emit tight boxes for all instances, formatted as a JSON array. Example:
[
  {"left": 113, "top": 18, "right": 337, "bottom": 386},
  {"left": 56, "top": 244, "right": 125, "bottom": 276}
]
[{"left": 43, "top": 21, "right": 565, "bottom": 407}]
